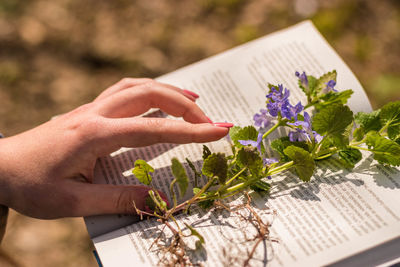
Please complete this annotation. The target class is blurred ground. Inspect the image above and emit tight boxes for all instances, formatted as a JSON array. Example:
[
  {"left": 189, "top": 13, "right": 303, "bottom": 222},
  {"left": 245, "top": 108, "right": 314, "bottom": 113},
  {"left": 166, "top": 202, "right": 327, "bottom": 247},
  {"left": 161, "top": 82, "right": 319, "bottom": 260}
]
[{"left": 0, "top": 0, "right": 399, "bottom": 266}]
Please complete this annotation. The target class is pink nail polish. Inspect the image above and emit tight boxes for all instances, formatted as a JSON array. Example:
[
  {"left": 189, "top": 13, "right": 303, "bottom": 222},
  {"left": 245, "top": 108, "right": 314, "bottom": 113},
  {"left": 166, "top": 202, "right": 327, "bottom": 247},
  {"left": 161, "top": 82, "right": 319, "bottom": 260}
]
[
  {"left": 213, "top": 122, "right": 234, "bottom": 128},
  {"left": 206, "top": 116, "right": 213, "bottom": 123},
  {"left": 182, "top": 89, "right": 200, "bottom": 99}
]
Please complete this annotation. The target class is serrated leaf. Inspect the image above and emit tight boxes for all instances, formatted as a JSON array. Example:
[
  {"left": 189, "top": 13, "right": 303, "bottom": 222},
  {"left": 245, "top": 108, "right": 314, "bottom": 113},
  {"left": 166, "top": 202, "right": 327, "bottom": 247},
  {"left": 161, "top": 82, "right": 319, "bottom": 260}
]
[
  {"left": 202, "top": 153, "right": 228, "bottom": 183},
  {"left": 312, "top": 104, "right": 353, "bottom": 136},
  {"left": 132, "top": 159, "right": 154, "bottom": 185},
  {"left": 380, "top": 101, "right": 400, "bottom": 140},
  {"left": 283, "top": 146, "right": 315, "bottom": 182},
  {"left": 202, "top": 145, "right": 211, "bottom": 160},
  {"left": 316, "top": 90, "right": 353, "bottom": 109},
  {"left": 352, "top": 127, "right": 364, "bottom": 141},
  {"left": 229, "top": 126, "right": 259, "bottom": 148},
  {"left": 250, "top": 180, "right": 271, "bottom": 193},
  {"left": 338, "top": 148, "right": 362, "bottom": 168},
  {"left": 329, "top": 122, "right": 352, "bottom": 149},
  {"left": 307, "top": 75, "right": 318, "bottom": 97},
  {"left": 271, "top": 136, "right": 309, "bottom": 162},
  {"left": 329, "top": 134, "right": 349, "bottom": 149},
  {"left": 185, "top": 223, "right": 205, "bottom": 244},
  {"left": 355, "top": 110, "right": 382, "bottom": 132},
  {"left": 366, "top": 132, "right": 400, "bottom": 166},
  {"left": 236, "top": 147, "right": 263, "bottom": 176},
  {"left": 171, "top": 158, "right": 189, "bottom": 198},
  {"left": 315, "top": 70, "right": 337, "bottom": 94}
]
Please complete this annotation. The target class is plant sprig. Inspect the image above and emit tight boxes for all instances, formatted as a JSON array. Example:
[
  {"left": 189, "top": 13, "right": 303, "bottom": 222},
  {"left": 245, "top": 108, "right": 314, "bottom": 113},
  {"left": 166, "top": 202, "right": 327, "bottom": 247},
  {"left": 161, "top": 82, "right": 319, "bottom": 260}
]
[{"left": 130, "top": 70, "right": 400, "bottom": 266}]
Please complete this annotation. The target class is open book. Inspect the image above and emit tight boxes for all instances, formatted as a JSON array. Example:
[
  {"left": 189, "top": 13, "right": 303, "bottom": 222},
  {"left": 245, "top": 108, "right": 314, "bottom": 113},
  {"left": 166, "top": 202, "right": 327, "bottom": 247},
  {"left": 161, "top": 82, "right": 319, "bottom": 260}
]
[{"left": 84, "top": 21, "right": 400, "bottom": 267}]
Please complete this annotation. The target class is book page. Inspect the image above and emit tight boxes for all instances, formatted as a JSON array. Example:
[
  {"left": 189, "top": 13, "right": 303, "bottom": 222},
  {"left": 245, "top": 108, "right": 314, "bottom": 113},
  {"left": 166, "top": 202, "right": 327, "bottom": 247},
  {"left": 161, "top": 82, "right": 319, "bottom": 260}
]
[{"left": 85, "top": 21, "right": 399, "bottom": 266}]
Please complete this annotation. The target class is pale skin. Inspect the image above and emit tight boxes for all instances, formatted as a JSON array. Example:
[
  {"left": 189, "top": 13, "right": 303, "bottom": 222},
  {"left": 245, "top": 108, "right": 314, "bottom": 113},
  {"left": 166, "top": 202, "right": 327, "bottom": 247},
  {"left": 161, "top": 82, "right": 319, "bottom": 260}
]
[{"left": 0, "top": 78, "right": 231, "bottom": 219}]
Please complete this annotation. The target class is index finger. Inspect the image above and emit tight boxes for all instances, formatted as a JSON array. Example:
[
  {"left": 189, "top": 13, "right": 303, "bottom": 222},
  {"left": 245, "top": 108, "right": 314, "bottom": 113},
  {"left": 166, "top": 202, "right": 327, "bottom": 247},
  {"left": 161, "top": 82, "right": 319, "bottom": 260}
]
[{"left": 95, "top": 82, "right": 211, "bottom": 124}]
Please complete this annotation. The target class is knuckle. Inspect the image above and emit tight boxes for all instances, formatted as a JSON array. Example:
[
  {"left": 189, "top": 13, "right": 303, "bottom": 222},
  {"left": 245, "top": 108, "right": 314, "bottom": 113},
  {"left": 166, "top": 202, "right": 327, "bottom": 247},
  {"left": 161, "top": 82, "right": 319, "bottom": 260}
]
[
  {"left": 140, "top": 78, "right": 153, "bottom": 84},
  {"left": 119, "top": 77, "right": 135, "bottom": 86}
]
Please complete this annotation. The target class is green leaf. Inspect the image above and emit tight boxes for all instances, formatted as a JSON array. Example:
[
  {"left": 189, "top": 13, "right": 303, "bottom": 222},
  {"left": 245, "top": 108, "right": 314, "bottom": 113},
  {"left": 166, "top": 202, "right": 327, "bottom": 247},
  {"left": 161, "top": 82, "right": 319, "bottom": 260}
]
[
  {"left": 312, "top": 104, "right": 353, "bottom": 136},
  {"left": 132, "top": 159, "right": 154, "bottom": 185},
  {"left": 171, "top": 158, "right": 189, "bottom": 197},
  {"left": 329, "top": 134, "right": 349, "bottom": 149},
  {"left": 144, "top": 194, "right": 156, "bottom": 212},
  {"left": 145, "top": 190, "right": 167, "bottom": 213},
  {"left": 250, "top": 180, "right": 271, "bottom": 193},
  {"left": 366, "top": 132, "right": 400, "bottom": 166},
  {"left": 236, "top": 147, "right": 263, "bottom": 176},
  {"left": 193, "top": 187, "right": 201, "bottom": 195},
  {"left": 202, "top": 153, "right": 228, "bottom": 183},
  {"left": 184, "top": 223, "right": 205, "bottom": 244},
  {"left": 380, "top": 101, "right": 400, "bottom": 140},
  {"left": 307, "top": 75, "right": 318, "bottom": 97},
  {"left": 315, "top": 90, "right": 353, "bottom": 109},
  {"left": 355, "top": 110, "right": 382, "bottom": 132},
  {"left": 202, "top": 145, "right": 211, "bottom": 160},
  {"left": 352, "top": 127, "right": 364, "bottom": 141},
  {"left": 283, "top": 146, "right": 315, "bottom": 182},
  {"left": 271, "top": 136, "right": 309, "bottom": 162},
  {"left": 186, "top": 158, "right": 201, "bottom": 187},
  {"left": 315, "top": 70, "right": 337, "bottom": 95},
  {"left": 229, "top": 126, "right": 261, "bottom": 150},
  {"left": 338, "top": 148, "right": 362, "bottom": 168}
]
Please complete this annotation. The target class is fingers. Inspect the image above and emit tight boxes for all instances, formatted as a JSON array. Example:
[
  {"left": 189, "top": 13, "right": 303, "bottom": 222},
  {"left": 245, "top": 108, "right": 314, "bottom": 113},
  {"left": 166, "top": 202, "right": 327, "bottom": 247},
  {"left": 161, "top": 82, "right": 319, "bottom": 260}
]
[
  {"left": 95, "top": 82, "right": 208, "bottom": 123},
  {"left": 95, "top": 78, "right": 198, "bottom": 103},
  {"left": 97, "top": 117, "right": 230, "bottom": 152},
  {"left": 94, "top": 78, "right": 153, "bottom": 102},
  {"left": 69, "top": 183, "right": 169, "bottom": 216}
]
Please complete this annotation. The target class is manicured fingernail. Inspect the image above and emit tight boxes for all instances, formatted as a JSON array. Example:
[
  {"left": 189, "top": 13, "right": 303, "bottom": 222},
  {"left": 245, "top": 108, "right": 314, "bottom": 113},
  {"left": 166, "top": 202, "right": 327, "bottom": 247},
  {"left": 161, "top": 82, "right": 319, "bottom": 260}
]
[
  {"left": 182, "top": 89, "right": 199, "bottom": 99},
  {"left": 206, "top": 116, "right": 213, "bottom": 123},
  {"left": 213, "top": 122, "right": 234, "bottom": 128}
]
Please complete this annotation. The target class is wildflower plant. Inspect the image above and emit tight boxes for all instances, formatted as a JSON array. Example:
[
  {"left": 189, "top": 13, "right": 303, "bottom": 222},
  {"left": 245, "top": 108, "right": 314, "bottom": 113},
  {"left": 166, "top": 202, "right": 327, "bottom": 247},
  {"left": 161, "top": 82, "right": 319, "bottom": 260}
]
[{"left": 130, "top": 70, "right": 400, "bottom": 265}]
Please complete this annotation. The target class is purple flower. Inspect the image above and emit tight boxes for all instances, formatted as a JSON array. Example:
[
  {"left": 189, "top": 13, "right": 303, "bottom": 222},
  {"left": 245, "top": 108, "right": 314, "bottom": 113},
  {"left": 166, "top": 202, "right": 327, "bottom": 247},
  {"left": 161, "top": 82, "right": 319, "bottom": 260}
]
[
  {"left": 239, "top": 132, "right": 263, "bottom": 153},
  {"left": 322, "top": 80, "right": 338, "bottom": 93},
  {"left": 263, "top": 157, "right": 278, "bottom": 165},
  {"left": 287, "top": 112, "right": 323, "bottom": 143},
  {"left": 267, "top": 100, "right": 290, "bottom": 117},
  {"left": 266, "top": 84, "right": 291, "bottom": 118},
  {"left": 295, "top": 71, "right": 308, "bottom": 87},
  {"left": 267, "top": 84, "right": 290, "bottom": 102},
  {"left": 288, "top": 129, "right": 309, "bottom": 142},
  {"left": 253, "top": 109, "right": 272, "bottom": 128},
  {"left": 281, "top": 101, "right": 304, "bottom": 120}
]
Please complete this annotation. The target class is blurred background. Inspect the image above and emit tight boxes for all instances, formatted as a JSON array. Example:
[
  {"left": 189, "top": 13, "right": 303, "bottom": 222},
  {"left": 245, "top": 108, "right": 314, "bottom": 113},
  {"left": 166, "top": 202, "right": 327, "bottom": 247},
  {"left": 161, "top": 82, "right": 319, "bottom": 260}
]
[{"left": 0, "top": 0, "right": 399, "bottom": 266}]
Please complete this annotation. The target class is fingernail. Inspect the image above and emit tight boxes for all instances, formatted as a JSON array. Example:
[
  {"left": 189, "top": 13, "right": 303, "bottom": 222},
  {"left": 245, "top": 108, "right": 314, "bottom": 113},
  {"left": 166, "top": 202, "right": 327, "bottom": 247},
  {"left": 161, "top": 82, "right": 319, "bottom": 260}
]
[
  {"left": 182, "top": 89, "right": 199, "bottom": 99},
  {"left": 206, "top": 116, "right": 213, "bottom": 123},
  {"left": 213, "top": 122, "right": 234, "bottom": 128}
]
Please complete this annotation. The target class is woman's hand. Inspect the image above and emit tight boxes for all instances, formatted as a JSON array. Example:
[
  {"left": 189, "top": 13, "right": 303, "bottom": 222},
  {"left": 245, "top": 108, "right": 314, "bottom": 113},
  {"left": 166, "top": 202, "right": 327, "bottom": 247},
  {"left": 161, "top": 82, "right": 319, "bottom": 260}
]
[{"left": 0, "top": 78, "right": 232, "bottom": 219}]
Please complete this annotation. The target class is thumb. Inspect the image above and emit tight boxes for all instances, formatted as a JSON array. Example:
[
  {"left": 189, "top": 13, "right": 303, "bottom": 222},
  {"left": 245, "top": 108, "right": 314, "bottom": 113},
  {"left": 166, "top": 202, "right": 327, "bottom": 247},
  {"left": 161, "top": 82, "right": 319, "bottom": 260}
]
[{"left": 71, "top": 183, "right": 169, "bottom": 217}]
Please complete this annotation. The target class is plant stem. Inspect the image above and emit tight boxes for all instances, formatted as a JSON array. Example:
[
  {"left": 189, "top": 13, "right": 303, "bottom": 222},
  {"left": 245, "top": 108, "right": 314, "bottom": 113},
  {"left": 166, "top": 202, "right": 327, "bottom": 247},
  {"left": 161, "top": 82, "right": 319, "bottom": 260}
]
[
  {"left": 266, "top": 161, "right": 294, "bottom": 176},
  {"left": 216, "top": 167, "right": 247, "bottom": 193},
  {"left": 348, "top": 145, "right": 370, "bottom": 151},
  {"left": 169, "top": 214, "right": 183, "bottom": 235},
  {"left": 170, "top": 179, "right": 178, "bottom": 209},
  {"left": 262, "top": 122, "right": 281, "bottom": 140},
  {"left": 173, "top": 177, "right": 216, "bottom": 212}
]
